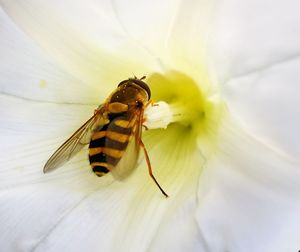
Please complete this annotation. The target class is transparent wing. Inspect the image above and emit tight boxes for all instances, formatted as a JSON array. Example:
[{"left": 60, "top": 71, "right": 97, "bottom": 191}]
[
  {"left": 44, "top": 108, "right": 107, "bottom": 173},
  {"left": 110, "top": 109, "right": 144, "bottom": 180}
]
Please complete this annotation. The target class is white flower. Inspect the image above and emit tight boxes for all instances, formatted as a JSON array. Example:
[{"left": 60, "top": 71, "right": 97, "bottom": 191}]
[{"left": 1, "top": 1, "right": 300, "bottom": 252}]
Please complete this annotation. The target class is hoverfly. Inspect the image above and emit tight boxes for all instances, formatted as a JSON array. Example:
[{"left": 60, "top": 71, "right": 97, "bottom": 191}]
[{"left": 44, "top": 76, "right": 168, "bottom": 197}]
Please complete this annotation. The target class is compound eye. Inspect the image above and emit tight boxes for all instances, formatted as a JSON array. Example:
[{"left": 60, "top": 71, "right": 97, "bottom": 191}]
[
  {"left": 131, "top": 79, "right": 151, "bottom": 99},
  {"left": 118, "top": 80, "right": 128, "bottom": 87}
]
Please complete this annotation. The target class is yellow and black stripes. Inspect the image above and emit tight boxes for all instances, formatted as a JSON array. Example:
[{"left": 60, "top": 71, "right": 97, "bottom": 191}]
[{"left": 88, "top": 113, "right": 134, "bottom": 176}]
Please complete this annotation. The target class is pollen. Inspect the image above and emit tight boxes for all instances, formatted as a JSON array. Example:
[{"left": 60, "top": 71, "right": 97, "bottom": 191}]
[
  {"left": 145, "top": 70, "right": 225, "bottom": 153},
  {"left": 144, "top": 101, "right": 172, "bottom": 129}
]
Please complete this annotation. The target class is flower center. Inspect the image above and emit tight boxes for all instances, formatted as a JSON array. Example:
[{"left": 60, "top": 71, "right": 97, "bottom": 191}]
[{"left": 145, "top": 70, "right": 225, "bottom": 154}]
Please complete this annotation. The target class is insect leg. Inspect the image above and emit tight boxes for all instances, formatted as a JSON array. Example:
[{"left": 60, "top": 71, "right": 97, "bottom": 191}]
[
  {"left": 142, "top": 100, "right": 158, "bottom": 130},
  {"left": 142, "top": 124, "right": 149, "bottom": 131},
  {"left": 145, "top": 99, "right": 159, "bottom": 108},
  {"left": 139, "top": 140, "right": 169, "bottom": 197}
]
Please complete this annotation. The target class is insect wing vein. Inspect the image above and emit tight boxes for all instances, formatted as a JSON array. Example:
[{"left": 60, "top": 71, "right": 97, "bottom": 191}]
[{"left": 44, "top": 109, "right": 107, "bottom": 173}]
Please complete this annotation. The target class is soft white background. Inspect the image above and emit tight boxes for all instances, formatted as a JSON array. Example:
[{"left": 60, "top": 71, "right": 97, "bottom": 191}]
[{"left": 0, "top": 1, "right": 300, "bottom": 252}]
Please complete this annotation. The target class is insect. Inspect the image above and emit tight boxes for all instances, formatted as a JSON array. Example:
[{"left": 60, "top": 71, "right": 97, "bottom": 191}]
[{"left": 43, "top": 76, "right": 168, "bottom": 197}]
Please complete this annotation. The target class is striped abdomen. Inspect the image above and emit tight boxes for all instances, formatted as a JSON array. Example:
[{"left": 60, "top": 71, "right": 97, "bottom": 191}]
[{"left": 88, "top": 113, "right": 134, "bottom": 176}]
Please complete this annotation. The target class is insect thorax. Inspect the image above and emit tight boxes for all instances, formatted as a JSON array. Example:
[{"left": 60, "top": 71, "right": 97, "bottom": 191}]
[{"left": 109, "top": 83, "right": 149, "bottom": 108}]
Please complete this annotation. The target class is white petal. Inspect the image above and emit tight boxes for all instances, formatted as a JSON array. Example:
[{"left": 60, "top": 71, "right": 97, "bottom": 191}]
[
  {"left": 208, "top": 0, "right": 300, "bottom": 159},
  {"left": 111, "top": 0, "right": 181, "bottom": 60},
  {"left": 164, "top": 0, "right": 218, "bottom": 73},
  {"left": 196, "top": 120, "right": 300, "bottom": 251},
  {"left": 0, "top": 94, "right": 97, "bottom": 188},
  {"left": 208, "top": 0, "right": 300, "bottom": 81},
  {"left": 148, "top": 197, "right": 206, "bottom": 252},
  {"left": 113, "top": 0, "right": 218, "bottom": 83},
  {"left": 0, "top": 7, "right": 98, "bottom": 104},
  {"left": 222, "top": 58, "right": 300, "bottom": 158},
  {"left": 0, "top": 96, "right": 112, "bottom": 251},
  {"left": 0, "top": 1, "right": 159, "bottom": 93},
  {"left": 0, "top": 179, "right": 105, "bottom": 252}
]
